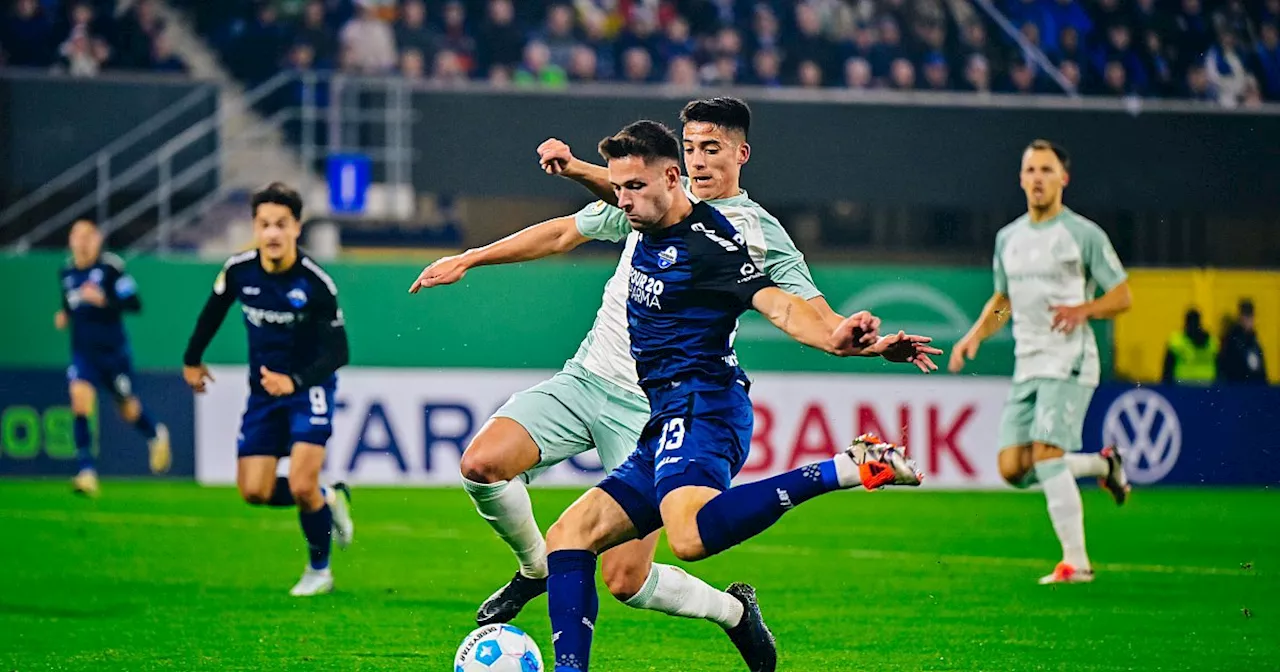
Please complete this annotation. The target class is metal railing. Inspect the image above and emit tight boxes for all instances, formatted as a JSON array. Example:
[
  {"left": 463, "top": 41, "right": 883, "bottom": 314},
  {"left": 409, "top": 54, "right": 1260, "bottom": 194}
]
[
  {"left": 4, "top": 71, "right": 415, "bottom": 253},
  {"left": 0, "top": 82, "right": 218, "bottom": 241}
]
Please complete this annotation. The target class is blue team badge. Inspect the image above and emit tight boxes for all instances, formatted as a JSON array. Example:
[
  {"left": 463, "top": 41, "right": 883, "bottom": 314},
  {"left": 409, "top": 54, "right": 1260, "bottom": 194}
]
[
  {"left": 658, "top": 246, "right": 679, "bottom": 269},
  {"left": 89, "top": 268, "right": 104, "bottom": 284},
  {"left": 287, "top": 287, "right": 308, "bottom": 308}
]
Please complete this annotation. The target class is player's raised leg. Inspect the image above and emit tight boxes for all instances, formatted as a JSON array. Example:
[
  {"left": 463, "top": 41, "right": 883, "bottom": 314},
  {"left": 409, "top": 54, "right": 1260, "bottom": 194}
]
[
  {"left": 289, "top": 442, "right": 336, "bottom": 596},
  {"left": 68, "top": 377, "right": 99, "bottom": 497}
]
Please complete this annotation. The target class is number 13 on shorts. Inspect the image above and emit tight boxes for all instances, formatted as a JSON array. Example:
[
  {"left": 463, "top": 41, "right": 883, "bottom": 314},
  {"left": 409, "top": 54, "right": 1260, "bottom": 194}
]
[{"left": 656, "top": 417, "right": 685, "bottom": 457}]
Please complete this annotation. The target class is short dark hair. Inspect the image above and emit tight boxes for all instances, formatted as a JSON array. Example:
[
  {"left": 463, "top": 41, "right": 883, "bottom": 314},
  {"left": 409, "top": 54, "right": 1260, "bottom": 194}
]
[
  {"left": 597, "top": 120, "right": 681, "bottom": 164},
  {"left": 680, "top": 97, "right": 751, "bottom": 138},
  {"left": 1025, "top": 139, "right": 1071, "bottom": 172},
  {"left": 251, "top": 182, "right": 303, "bottom": 220}
]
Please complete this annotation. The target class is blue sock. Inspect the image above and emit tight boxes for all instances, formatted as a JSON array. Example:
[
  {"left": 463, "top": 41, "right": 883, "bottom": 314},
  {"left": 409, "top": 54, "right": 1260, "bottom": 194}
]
[
  {"left": 73, "top": 415, "right": 94, "bottom": 472},
  {"left": 268, "top": 477, "right": 295, "bottom": 507},
  {"left": 132, "top": 408, "right": 157, "bottom": 440},
  {"left": 547, "top": 549, "right": 598, "bottom": 672},
  {"left": 695, "top": 461, "right": 842, "bottom": 557},
  {"left": 299, "top": 503, "right": 333, "bottom": 571}
]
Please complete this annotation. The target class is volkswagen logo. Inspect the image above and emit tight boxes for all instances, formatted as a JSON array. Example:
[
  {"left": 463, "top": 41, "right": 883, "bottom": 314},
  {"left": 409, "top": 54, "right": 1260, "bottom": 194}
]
[{"left": 1102, "top": 389, "right": 1182, "bottom": 484}]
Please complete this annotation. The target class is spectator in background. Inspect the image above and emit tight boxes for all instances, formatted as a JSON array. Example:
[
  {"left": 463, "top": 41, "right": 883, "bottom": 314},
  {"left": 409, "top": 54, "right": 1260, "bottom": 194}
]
[
  {"left": 294, "top": 0, "right": 336, "bottom": 66},
  {"left": 1003, "top": 58, "right": 1038, "bottom": 93},
  {"left": 958, "top": 20, "right": 1002, "bottom": 76},
  {"left": 432, "top": 48, "right": 468, "bottom": 83},
  {"left": 1175, "top": 0, "right": 1213, "bottom": 67},
  {"left": 1047, "top": 0, "right": 1093, "bottom": 45},
  {"left": 150, "top": 30, "right": 185, "bottom": 73},
  {"left": 1204, "top": 30, "right": 1250, "bottom": 107},
  {"left": 921, "top": 52, "right": 950, "bottom": 90},
  {"left": 1218, "top": 300, "right": 1268, "bottom": 384},
  {"left": 399, "top": 46, "right": 426, "bottom": 79},
  {"left": 1132, "top": 0, "right": 1177, "bottom": 44},
  {"left": 657, "top": 15, "right": 695, "bottom": 64},
  {"left": 961, "top": 53, "right": 992, "bottom": 92},
  {"left": 1004, "top": 0, "right": 1057, "bottom": 53},
  {"left": 394, "top": 0, "right": 439, "bottom": 72},
  {"left": 580, "top": 9, "right": 615, "bottom": 80},
  {"left": 1264, "top": 0, "right": 1280, "bottom": 25},
  {"left": 513, "top": 39, "right": 567, "bottom": 87},
  {"left": 115, "top": 0, "right": 163, "bottom": 69},
  {"left": 1240, "top": 74, "right": 1265, "bottom": 106},
  {"left": 1216, "top": 0, "right": 1256, "bottom": 44},
  {"left": 477, "top": 0, "right": 523, "bottom": 73},
  {"left": 1094, "top": 23, "right": 1148, "bottom": 94},
  {"left": 751, "top": 47, "right": 783, "bottom": 86},
  {"left": 621, "top": 45, "right": 652, "bottom": 83},
  {"left": 1058, "top": 58, "right": 1084, "bottom": 92},
  {"left": 1056, "top": 26, "right": 1086, "bottom": 70},
  {"left": 1163, "top": 308, "right": 1218, "bottom": 385},
  {"left": 1099, "top": 59, "right": 1132, "bottom": 95},
  {"left": 872, "top": 15, "right": 906, "bottom": 79},
  {"left": 614, "top": 8, "right": 660, "bottom": 65},
  {"left": 2, "top": 0, "right": 56, "bottom": 67},
  {"left": 233, "top": 2, "right": 290, "bottom": 83},
  {"left": 286, "top": 40, "right": 316, "bottom": 71},
  {"left": 665, "top": 53, "right": 698, "bottom": 88},
  {"left": 797, "top": 57, "right": 825, "bottom": 87},
  {"left": 1093, "top": 0, "right": 1126, "bottom": 32},
  {"left": 1251, "top": 22, "right": 1280, "bottom": 100},
  {"left": 438, "top": 0, "right": 475, "bottom": 75},
  {"left": 538, "top": 3, "right": 579, "bottom": 71},
  {"left": 703, "top": 51, "right": 741, "bottom": 85},
  {"left": 843, "top": 20, "right": 877, "bottom": 65},
  {"left": 1140, "top": 30, "right": 1176, "bottom": 96},
  {"left": 1183, "top": 62, "right": 1216, "bottom": 99},
  {"left": 567, "top": 43, "right": 597, "bottom": 82},
  {"left": 340, "top": 0, "right": 396, "bottom": 73},
  {"left": 844, "top": 55, "right": 873, "bottom": 89},
  {"left": 888, "top": 56, "right": 915, "bottom": 89},
  {"left": 786, "top": 2, "right": 833, "bottom": 80},
  {"left": 748, "top": 5, "right": 782, "bottom": 56},
  {"left": 57, "top": 27, "right": 107, "bottom": 75}
]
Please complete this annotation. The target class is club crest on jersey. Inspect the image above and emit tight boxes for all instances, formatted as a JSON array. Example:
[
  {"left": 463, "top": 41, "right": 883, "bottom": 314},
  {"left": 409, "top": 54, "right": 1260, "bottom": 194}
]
[
  {"left": 287, "top": 287, "right": 308, "bottom": 308},
  {"left": 658, "top": 246, "right": 679, "bottom": 269},
  {"left": 89, "top": 268, "right": 104, "bottom": 284}
]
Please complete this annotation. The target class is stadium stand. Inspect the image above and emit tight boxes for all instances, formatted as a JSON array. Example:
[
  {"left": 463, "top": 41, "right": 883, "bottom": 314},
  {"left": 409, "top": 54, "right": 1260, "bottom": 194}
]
[
  {"left": 131, "top": 0, "right": 1279, "bottom": 107},
  {"left": 0, "top": 0, "right": 186, "bottom": 75}
]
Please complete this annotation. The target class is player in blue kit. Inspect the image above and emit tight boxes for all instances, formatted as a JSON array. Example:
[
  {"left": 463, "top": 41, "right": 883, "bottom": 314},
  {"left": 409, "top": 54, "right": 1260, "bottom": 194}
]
[
  {"left": 542, "top": 122, "right": 939, "bottom": 671},
  {"left": 56, "top": 219, "right": 172, "bottom": 497},
  {"left": 181, "top": 183, "right": 355, "bottom": 597}
]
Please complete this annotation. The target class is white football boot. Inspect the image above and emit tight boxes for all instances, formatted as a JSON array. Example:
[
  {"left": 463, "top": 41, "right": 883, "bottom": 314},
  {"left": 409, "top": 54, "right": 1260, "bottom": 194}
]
[
  {"left": 327, "top": 483, "right": 355, "bottom": 550},
  {"left": 290, "top": 567, "right": 335, "bottom": 597}
]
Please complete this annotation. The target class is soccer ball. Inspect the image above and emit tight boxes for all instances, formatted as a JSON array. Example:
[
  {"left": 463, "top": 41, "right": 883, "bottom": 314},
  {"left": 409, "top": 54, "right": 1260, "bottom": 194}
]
[{"left": 454, "top": 624, "right": 543, "bottom": 672}]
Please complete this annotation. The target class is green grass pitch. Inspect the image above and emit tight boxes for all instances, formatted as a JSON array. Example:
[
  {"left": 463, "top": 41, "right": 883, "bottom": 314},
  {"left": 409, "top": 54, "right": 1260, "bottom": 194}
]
[{"left": 0, "top": 481, "right": 1275, "bottom": 671}]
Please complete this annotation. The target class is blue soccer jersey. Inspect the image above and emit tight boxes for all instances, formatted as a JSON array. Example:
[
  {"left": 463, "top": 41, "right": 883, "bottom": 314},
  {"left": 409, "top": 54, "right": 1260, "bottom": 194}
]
[
  {"left": 627, "top": 200, "right": 776, "bottom": 391},
  {"left": 61, "top": 252, "right": 142, "bottom": 397},
  {"left": 183, "top": 250, "right": 349, "bottom": 456},
  {"left": 598, "top": 200, "right": 777, "bottom": 536}
]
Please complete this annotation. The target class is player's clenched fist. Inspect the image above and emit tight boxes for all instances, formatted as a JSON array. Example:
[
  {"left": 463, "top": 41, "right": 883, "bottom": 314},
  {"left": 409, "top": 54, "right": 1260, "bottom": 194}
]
[
  {"left": 184, "top": 363, "right": 214, "bottom": 393},
  {"left": 259, "top": 366, "right": 295, "bottom": 397},
  {"left": 408, "top": 254, "right": 470, "bottom": 293},
  {"left": 537, "top": 138, "right": 578, "bottom": 176}
]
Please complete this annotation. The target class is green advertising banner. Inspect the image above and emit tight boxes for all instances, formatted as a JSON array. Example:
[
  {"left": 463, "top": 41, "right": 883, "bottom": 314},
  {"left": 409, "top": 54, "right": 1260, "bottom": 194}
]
[{"left": 1, "top": 252, "right": 1107, "bottom": 376}]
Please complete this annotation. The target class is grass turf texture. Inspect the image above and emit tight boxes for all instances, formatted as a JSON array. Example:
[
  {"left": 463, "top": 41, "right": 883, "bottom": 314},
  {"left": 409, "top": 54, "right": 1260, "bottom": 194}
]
[{"left": 0, "top": 482, "right": 1275, "bottom": 671}]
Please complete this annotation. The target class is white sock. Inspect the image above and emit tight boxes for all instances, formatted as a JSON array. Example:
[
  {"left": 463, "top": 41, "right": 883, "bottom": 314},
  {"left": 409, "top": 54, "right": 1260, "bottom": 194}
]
[
  {"left": 1063, "top": 453, "right": 1109, "bottom": 479},
  {"left": 623, "top": 564, "right": 744, "bottom": 629},
  {"left": 1035, "top": 459, "right": 1090, "bottom": 570},
  {"left": 462, "top": 477, "right": 548, "bottom": 579},
  {"left": 831, "top": 451, "right": 861, "bottom": 488}
]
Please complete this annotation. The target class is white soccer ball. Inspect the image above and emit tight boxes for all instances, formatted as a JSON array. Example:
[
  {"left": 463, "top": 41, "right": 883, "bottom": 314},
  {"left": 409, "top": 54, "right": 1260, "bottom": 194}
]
[{"left": 454, "top": 624, "right": 543, "bottom": 672}]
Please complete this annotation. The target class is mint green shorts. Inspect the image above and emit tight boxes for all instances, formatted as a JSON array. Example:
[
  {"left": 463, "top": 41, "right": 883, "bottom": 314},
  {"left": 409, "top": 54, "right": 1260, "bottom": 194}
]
[
  {"left": 493, "top": 362, "right": 650, "bottom": 483},
  {"left": 998, "top": 378, "right": 1096, "bottom": 452}
]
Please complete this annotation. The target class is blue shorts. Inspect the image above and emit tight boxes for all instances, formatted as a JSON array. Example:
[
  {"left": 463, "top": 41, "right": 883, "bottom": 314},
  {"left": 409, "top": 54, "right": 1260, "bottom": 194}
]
[
  {"left": 67, "top": 350, "right": 136, "bottom": 401},
  {"left": 237, "top": 383, "right": 336, "bottom": 458},
  {"left": 598, "top": 377, "right": 753, "bottom": 538}
]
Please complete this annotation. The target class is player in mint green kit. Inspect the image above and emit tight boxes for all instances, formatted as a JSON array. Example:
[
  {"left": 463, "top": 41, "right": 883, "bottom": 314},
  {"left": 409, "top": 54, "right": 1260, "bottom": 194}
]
[
  {"left": 950, "top": 140, "right": 1134, "bottom": 585},
  {"left": 409, "top": 98, "right": 937, "bottom": 672}
]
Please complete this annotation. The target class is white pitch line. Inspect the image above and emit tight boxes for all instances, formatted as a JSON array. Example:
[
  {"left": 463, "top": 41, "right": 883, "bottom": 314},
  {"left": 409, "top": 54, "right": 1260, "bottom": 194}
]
[{"left": 3, "top": 509, "right": 1266, "bottom": 578}]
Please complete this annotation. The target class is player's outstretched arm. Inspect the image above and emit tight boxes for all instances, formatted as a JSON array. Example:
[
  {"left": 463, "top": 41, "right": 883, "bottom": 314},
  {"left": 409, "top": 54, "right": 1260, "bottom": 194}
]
[
  {"left": 537, "top": 138, "right": 616, "bottom": 206},
  {"left": 949, "top": 292, "right": 1010, "bottom": 373},
  {"left": 752, "top": 287, "right": 880, "bottom": 356},
  {"left": 409, "top": 215, "right": 590, "bottom": 293},
  {"left": 182, "top": 286, "right": 235, "bottom": 393}
]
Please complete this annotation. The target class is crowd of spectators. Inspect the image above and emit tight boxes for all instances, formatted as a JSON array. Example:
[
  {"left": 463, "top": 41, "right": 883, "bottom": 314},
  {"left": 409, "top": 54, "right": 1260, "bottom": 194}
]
[
  {"left": 0, "top": 0, "right": 186, "bottom": 76},
  {"left": 8, "top": 0, "right": 1280, "bottom": 107}
]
